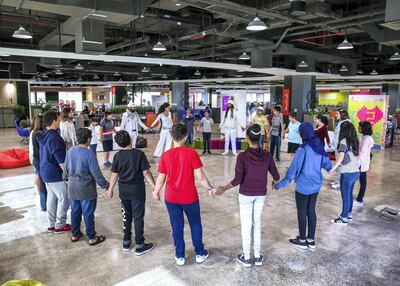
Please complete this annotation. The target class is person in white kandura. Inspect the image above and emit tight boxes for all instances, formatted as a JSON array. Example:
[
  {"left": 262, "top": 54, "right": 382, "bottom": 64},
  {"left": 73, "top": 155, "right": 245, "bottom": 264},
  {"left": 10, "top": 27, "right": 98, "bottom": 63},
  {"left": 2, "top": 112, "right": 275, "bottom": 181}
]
[
  {"left": 219, "top": 100, "right": 239, "bottom": 156},
  {"left": 120, "top": 102, "right": 149, "bottom": 148},
  {"left": 151, "top": 102, "right": 173, "bottom": 158}
]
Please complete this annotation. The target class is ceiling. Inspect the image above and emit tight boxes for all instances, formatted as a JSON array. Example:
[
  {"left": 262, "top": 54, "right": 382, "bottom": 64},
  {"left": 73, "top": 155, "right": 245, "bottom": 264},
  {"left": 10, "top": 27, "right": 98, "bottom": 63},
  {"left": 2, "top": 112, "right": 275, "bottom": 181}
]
[{"left": 0, "top": 0, "right": 399, "bottom": 86}]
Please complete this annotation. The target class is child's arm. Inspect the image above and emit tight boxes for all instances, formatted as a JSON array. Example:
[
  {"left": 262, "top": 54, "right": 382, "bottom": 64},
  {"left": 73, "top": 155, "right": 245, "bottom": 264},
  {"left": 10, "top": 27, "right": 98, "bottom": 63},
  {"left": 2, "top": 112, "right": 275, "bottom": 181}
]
[
  {"left": 106, "top": 172, "right": 119, "bottom": 198},
  {"left": 143, "top": 168, "right": 156, "bottom": 189},
  {"left": 322, "top": 155, "right": 333, "bottom": 172},
  {"left": 275, "top": 148, "right": 305, "bottom": 190},
  {"left": 153, "top": 173, "right": 166, "bottom": 200},
  {"left": 329, "top": 152, "right": 344, "bottom": 173},
  {"left": 194, "top": 168, "right": 215, "bottom": 198}
]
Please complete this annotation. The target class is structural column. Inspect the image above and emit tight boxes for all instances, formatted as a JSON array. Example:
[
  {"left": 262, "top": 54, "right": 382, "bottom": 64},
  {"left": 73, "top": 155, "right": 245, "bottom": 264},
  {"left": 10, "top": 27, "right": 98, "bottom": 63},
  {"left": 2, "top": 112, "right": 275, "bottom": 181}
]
[
  {"left": 170, "top": 82, "right": 189, "bottom": 121},
  {"left": 284, "top": 75, "right": 316, "bottom": 120},
  {"left": 382, "top": 83, "right": 400, "bottom": 115}
]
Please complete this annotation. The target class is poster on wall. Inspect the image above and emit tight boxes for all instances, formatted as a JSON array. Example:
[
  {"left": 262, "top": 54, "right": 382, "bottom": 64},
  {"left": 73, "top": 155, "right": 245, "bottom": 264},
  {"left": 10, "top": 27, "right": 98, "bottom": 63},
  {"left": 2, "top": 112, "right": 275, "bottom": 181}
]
[
  {"left": 348, "top": 94, "right": 388, "bottom": 150},
  {"left": 222, "top": 96, "right": 231, "bottom": 111},
  {"left": 282, "top": 88, "right": 290, "bottom": 116}
]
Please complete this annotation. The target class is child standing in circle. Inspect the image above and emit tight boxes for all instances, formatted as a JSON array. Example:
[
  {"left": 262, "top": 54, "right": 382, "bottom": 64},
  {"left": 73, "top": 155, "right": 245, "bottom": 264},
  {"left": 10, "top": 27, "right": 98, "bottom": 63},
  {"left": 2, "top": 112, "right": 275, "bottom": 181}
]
[
  {"left": 242, "top": 106, "right": 269, "bottom": 150},
  {"left": 269, "top": 106, "right": 284, "bottom": 162},
  {"left": 283, "top": 111, "right": 302, "bottom": 164},
  {"left": 330, "top": 122, "right": 360, "bottom": 225},
  {"left": 216, "top": 124, "right": 280, "bottom": 267},
  {"left": 275, "top": 122, "right": 332, "bottom": 250},
  {"left": 153, "top": 123, "right": 215, "bottom": 266},
  {"left": 200, "top": 111, "right": 214, "bottom": 154},
  {"left": 60, "top": 107, "right": 77, "bottom": 151},
  {"left": 100, "top": 112, "right": 117, "bottom": 168},
  {"left": 219, "top": 100, "right": 238, "bottom": 156},
  {"left": 353, "top": 121, "right": 374, "bottom": 207},
  {"left": 87, "top": 117, "right": 99, "bottom": 153},
  {"left": 151, "top": 103, "right": 173, "bottom": 158},
  {"left": 182, "top": 106, "right": 195, "bottom": 146}
]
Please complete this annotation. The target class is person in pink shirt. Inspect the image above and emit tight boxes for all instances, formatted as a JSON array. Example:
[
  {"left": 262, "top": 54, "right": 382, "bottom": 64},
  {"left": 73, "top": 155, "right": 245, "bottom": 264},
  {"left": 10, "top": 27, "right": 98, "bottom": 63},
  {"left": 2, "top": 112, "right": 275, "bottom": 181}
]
[{"left": 354, "top": 121, "right": 375, "bottom": 207}]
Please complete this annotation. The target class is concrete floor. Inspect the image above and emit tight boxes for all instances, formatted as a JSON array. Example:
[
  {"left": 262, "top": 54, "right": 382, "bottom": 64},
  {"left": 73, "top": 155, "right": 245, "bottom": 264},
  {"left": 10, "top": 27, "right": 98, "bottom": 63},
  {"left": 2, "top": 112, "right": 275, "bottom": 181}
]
[{"left": 0, "top": 128, "right": 400, "bottom": 286}]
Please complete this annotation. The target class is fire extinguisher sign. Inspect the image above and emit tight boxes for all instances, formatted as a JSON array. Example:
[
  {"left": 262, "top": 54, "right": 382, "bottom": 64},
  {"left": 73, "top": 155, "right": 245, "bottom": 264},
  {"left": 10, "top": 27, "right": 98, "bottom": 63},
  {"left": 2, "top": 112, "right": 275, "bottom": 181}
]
[{"left": 283, "top": 88, "right": 290, "bottom": 116}]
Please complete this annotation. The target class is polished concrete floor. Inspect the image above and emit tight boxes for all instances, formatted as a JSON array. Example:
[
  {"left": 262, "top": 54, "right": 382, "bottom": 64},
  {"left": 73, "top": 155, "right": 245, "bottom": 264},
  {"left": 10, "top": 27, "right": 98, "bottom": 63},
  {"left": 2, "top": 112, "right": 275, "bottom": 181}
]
[{"left": 0, "top": 128, "right": 400, "bottom": 286}]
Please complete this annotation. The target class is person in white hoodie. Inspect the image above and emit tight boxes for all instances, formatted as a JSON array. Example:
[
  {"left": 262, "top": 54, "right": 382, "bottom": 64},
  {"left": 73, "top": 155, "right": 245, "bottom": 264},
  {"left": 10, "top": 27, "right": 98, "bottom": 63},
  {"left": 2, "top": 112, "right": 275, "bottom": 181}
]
[
  {"left": 120, "top": 102, "right": 149, "bottom": 148},
  {"left": 219, "top": 100, "right": 239, "bottom": 156},
  {"left": 60, "top": 107, "right": 77, "bottom": 151}
]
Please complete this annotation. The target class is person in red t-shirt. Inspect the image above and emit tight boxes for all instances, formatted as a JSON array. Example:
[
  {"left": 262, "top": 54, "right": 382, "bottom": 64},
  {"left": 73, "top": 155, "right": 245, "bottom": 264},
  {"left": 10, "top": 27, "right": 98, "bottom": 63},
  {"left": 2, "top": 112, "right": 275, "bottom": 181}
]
[{"left": 153, "top": 123, "right": 215, "bottom": 266}]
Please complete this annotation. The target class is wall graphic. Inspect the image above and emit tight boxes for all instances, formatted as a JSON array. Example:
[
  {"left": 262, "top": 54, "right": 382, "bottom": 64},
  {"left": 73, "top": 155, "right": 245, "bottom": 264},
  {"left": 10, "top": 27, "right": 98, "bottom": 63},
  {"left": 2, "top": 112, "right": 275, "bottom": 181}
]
[
  {"left": 282, "top": 88, "right": 290, "bottom": 116},
  {"left": 348, "top": 94, "right": 388, "bottom": 150}
]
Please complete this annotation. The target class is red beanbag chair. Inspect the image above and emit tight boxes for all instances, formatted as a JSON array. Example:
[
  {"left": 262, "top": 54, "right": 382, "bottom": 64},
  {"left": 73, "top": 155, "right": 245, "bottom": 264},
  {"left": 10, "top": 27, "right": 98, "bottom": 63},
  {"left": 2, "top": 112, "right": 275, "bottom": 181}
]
[{"left": 0, "top": 149, "right": 31, "bottom": 169}]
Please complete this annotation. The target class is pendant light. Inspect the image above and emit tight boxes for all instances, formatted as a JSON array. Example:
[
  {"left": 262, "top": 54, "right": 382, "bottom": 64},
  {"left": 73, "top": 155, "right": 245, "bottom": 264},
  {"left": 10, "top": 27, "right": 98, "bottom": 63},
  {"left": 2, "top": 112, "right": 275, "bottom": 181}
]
[
  {"left": 194, "top": 70, "right": 201, "bottom": 76},
  {"left": 390, "top": 52, "right": 400, "bottom": 61},
  {"left": 114, "top": 71, "right": 120, "bottom": 76},
  {"left": 298, "top": 60, "right": 308, "bottom": 68},
  {"left": 246, "top": 16, "right": 267, "bottom": 31},
  {"left": 55, "top": 69, "right": 63, "bottom": 75},
  {"left": 339, "top": 65, "right": 349, "bottom": 72},
  {"left": 75, "top": 63, "right": 84, "bottom": 70},
  {"left": 370, "top": 69, "right": 378, "bottom": 75},
  {"left": 162, "top": 74, "right": 168, "bottom": 79},
  {"left": 239, "top": 52, "right": 250, "bottom": 60},
  {"left": 141, "top": 66, "right": 150, "bottom": 73},
  {"left": 93, "top": 74, "right": 100, "bottom": 80},
  {"left": 12, "top": 25, "right": 32, "bottom": 39},
  {"left": 337, "top": 38, "right": 354, "bottom": 50},
  {"left": 152, "top": 40, "right": 167, "bottom": 51}
]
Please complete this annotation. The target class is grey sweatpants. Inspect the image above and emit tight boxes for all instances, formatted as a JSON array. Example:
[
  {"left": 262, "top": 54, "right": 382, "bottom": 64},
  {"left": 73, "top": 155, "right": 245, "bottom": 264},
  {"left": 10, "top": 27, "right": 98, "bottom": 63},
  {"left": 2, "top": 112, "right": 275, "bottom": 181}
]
[{"left": 46, "top": 181, "right": 70, "bottom": 229}]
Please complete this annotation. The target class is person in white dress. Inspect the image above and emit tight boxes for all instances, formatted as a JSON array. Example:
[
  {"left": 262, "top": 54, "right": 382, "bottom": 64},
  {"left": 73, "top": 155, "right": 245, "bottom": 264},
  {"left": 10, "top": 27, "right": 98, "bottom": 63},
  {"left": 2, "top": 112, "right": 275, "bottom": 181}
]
[
  {"left": 151, "top": 102, "right": 173, "bottom": 157},
  {"left": 219, "top": 100, "right": 239, "bottom": 156},
  {"left": 60, "top": 107, "right": 77, "bottom": 151},
  {"left": 120, "top": 102, "right": 149, "bottom": 148}
]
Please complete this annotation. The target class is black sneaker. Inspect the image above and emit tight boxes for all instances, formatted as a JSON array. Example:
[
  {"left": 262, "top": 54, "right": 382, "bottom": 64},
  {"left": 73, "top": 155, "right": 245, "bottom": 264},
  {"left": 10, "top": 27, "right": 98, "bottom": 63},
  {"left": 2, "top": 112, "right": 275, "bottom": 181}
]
[
  {"left": 122, "top": 240, "right": 131, "bottom": 252},
  {"left": 289, "top": 238, "right": 308, "bottom": 250},
  {"left": 135, "top": 243, "right": 154, "bottom": 256},
  {"left": 236, "top": 254, "right": 251, "bottom": 268},
  {"left": 202, "top": 151, "right": 207, "bottom": 155},
  {"left": 330, "top": 217, "right": 348, "bottom": 225},
  {"left": 254, "top": 255, "right": 264, "bottom": 266},
  {"left": 207, "top": 151, "right": 212, "bottom": 155},
  {"left": 307, "top": 240, "right": 316, "bottom": 249}
]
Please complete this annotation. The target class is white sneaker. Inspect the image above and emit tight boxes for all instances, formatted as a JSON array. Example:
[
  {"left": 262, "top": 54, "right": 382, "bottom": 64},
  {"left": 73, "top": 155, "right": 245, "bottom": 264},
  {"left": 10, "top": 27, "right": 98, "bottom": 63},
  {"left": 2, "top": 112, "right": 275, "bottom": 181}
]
[
  {"left": 233, "top": 152, "right": 238, "bottom": 156},
  {"left": 195, "top": 250, "right": 209, "bottom": 263},
  {"left": 330, "top": 181, "right": 338, "bottom": 186},
  {"left": 175, "top": 257, "right": 185, "bottom": 266},
  {"left": 353, "top": 200, "right": 364, "bottom": 207},
  {"left": 222, "top": 152, "right": 228, "bottom": 156},
  {"left": 331, "top": 182, "right": 340, "bottom": 189}
]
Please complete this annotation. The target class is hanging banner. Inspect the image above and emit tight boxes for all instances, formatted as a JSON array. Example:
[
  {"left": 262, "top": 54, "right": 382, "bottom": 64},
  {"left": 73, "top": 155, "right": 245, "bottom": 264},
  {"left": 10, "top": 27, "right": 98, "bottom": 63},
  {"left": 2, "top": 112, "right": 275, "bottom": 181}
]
[
  {"left": 222, "top": 96, "right": 231, "bottom": 111},
  {"left": 348, "top": 94, "right": 388, "bottom": 150},
  {"left": 282, "top": 88, "right": 290, "bottom": 116}
]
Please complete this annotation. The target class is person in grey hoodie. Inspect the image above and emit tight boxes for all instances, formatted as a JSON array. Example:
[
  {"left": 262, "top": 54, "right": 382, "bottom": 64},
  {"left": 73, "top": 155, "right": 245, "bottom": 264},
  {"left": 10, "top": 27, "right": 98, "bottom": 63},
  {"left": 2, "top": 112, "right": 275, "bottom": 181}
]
[{"left": 64, "top": 128, "right": 109, "bottom": 245}]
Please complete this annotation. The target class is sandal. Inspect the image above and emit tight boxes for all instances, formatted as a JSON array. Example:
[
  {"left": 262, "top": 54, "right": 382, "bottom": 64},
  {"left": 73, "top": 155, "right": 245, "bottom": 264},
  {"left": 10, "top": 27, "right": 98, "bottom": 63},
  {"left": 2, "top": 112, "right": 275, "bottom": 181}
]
[
  {"left": 88, "top": 235, "right": 106, "bottom": 246},
  {"left": 71, "top": 233, "right": 82, "bottom": 242}
]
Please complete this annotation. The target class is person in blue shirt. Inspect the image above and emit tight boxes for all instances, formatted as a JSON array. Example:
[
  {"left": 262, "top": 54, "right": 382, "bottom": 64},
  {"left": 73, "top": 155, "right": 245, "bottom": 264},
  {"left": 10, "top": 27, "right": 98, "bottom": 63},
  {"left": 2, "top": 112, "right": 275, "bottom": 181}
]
[
  {"left": 275, "top": 122, "right": 332, "bottom": 250},
  {"left": 282, "top": 111, "right": 302, "bottom": 166}
]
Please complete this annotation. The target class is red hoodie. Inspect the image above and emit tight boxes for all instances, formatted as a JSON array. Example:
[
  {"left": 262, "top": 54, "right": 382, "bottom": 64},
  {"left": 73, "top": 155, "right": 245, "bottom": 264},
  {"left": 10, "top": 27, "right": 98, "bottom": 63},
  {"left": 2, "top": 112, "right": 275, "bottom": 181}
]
[{"left": 231, "top": 147, "right": 280, "bottom": 196}]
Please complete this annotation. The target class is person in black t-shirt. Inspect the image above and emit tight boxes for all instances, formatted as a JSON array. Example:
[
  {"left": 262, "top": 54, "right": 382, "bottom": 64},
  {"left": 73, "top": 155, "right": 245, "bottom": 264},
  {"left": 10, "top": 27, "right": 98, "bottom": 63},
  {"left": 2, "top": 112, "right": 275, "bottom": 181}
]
[{"left": 106, "top": 130, "right": 156, "bottom": 255}]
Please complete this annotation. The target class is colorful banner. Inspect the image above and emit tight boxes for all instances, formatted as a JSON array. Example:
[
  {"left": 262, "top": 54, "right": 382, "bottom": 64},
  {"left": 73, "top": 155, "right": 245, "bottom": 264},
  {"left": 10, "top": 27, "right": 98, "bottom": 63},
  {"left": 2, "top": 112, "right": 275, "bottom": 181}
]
[
  {"left": 282, "top": 88, "right": 290, "bottom": 116},
  {"left": 222, "top": 96, "right": 231, "bottom": 111},
  {"left": 348, "top": 94, "right": 388, "bottom": 150}
]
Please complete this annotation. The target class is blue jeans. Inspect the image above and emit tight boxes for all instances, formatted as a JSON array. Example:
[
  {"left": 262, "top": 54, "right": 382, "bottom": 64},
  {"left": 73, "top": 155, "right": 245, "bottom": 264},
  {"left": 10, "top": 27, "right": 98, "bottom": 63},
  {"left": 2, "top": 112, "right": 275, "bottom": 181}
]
[
  {"left": 186, "top": 133, "right": 194, "bottom": 146},
  {"left": 39, "top": 176, "right": 47, "bottom": 211},
  {"left": 270, "top": 135, "right": 281, "bottom": 161},
  {"left": 165, "top": 200, "right": 206, "bottom": 258},
  {"left": 340, "top": 172, "right": 360, "bottom": 219},
  {"left": 70, "top": 199, "right": 97, "bottom": 239},
  {"left": 258, "top": 135, "right": 265, "bottom": 150},
  {"left": 89, "top": 144, "right": 97, "bottom": 153}
]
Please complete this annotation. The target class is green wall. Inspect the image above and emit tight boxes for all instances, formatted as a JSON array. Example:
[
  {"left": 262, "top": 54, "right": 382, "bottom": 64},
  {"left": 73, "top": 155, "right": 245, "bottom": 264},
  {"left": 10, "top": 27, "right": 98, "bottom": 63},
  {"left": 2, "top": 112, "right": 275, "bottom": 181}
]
[{"left": 318, "top": 91, "right": 349, "bottom": 106}]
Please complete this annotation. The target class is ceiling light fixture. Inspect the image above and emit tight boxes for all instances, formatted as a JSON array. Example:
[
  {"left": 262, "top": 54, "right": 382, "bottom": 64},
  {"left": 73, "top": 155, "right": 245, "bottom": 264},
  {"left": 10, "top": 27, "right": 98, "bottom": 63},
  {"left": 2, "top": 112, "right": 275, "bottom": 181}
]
[
  {"left": 90, "top": 12, "right": 108, "bottom": 18},
  {"left": 246, "top": 16, "right": 267, "bottom": 31},
  {"left": 175, "top": 2, "right": 182, "bottom": 6},
  {"left": 337, "top": 38, "right": 354, "bottom": 50},
  {"left": 194, "top": 70, "right": 201, "bottom": 76},
  {"left": 162, "top": 74, "right": 168, "bottom": 79},
  {"left": 152, "top": 40, "right": 167, "bottom": 51},
  {"left": 114, "top": 71, "right": 120, "bottom": 76},
  {"left": 238, "top": 52, "right": 250, "bottom": 60},
  {"left": 140, "top": 14, "right": 145, "bottom": 18},
  {"left": 82, "top": 37, "right": 103, "bottom": 45},
  {"left": 75, "top": 63, "right": 84, "bottom": 70},
  {"left": 12, "top": 25, "right": 32, "bottom": 39},
  {"left": 93, "top": 74, "right": 100, "bottom": 80},
  {"left": 142, "top": 66, "right": 150, "bottom": 73},
  {"left": 55, "top": 69, "right": 63, "bottom": 75},
  {"left": 339, "top": 65, "right": 349, "bottom": 72},
  {"left": 177, "top": 21, "right": 182, "bottom": 26},
  {"left": 0, "top": 53, "right": 10, "bottom": 57},
  {"left": 298, "top": 60, "right": 308, "bottom": 68},
  {"left": 370, "top": 69, "right": 378, "bottom": 75},
  {"left": 390, "top": 52, "right": 400, "bottom": 61},
  {"left": 357, "top": 70, "right": 364, "bottom": 75}
]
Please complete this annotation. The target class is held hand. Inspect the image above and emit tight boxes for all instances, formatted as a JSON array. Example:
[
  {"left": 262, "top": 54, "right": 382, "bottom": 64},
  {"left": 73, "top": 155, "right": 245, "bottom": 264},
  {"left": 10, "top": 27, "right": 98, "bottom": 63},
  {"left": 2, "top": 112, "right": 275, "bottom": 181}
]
[
  {"left": 208, "top": 188, "right": 216, "bottom": 199},
  {"left": 105, "top": 190, "right": 113, "bottom": 199},
  {"left": 215, "top": 186, "right": 225, "bottom": 196},
  {"left": 152, "top": 191, "right": 160, "bottom": 201}
]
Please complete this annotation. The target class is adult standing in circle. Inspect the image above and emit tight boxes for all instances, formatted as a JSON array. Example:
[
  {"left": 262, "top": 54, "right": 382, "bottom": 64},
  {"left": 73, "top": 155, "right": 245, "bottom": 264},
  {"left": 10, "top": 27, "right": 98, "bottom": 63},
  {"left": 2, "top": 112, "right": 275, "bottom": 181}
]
[
  {"left": 219, "top": 100, "right": 238, "bottom": 156},
  {"left": 151, "top": 103, "right": 173, "bottom": 158},
  {"left": 60, "top": 107, "right": 77, "bottom": 151},
  {"left": 121, "top": 102, "right": 149, "bottom": 148}
]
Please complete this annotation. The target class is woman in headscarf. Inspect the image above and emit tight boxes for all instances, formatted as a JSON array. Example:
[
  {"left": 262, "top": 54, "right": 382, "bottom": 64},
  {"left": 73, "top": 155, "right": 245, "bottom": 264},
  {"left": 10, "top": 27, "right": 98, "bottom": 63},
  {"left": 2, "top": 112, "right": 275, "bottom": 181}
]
[
  {"left": 219, "top": 100, "right": 238, "bottom": 156},
  {"left": 275, "top": 122, "right": 332, "bottom": 250}
]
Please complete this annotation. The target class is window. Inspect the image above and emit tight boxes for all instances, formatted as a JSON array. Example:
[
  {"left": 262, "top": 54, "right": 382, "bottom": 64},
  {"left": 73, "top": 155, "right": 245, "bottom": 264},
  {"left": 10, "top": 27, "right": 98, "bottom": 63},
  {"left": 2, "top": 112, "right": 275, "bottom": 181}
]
[
  {"left": 58, "top": 92, "right": 83, "bottom": 111},
  {"left": 30, "top": 91, "right": 46, "bottom": 105}
]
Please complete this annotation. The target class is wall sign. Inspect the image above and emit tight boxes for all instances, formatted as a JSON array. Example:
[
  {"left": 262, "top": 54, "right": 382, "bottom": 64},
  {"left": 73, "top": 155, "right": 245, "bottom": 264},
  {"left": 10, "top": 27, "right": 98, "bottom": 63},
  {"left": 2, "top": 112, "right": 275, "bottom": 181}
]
[{"left": 282, "top": 88, "right": 290, "bottom": 116}]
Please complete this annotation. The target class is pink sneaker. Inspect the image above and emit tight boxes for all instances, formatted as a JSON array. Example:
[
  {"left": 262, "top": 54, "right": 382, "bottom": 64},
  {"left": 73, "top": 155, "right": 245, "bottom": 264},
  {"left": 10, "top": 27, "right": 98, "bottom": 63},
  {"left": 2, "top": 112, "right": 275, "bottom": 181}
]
[{"left": 54, "top": 224, "right": 72, "bottom": 234}]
